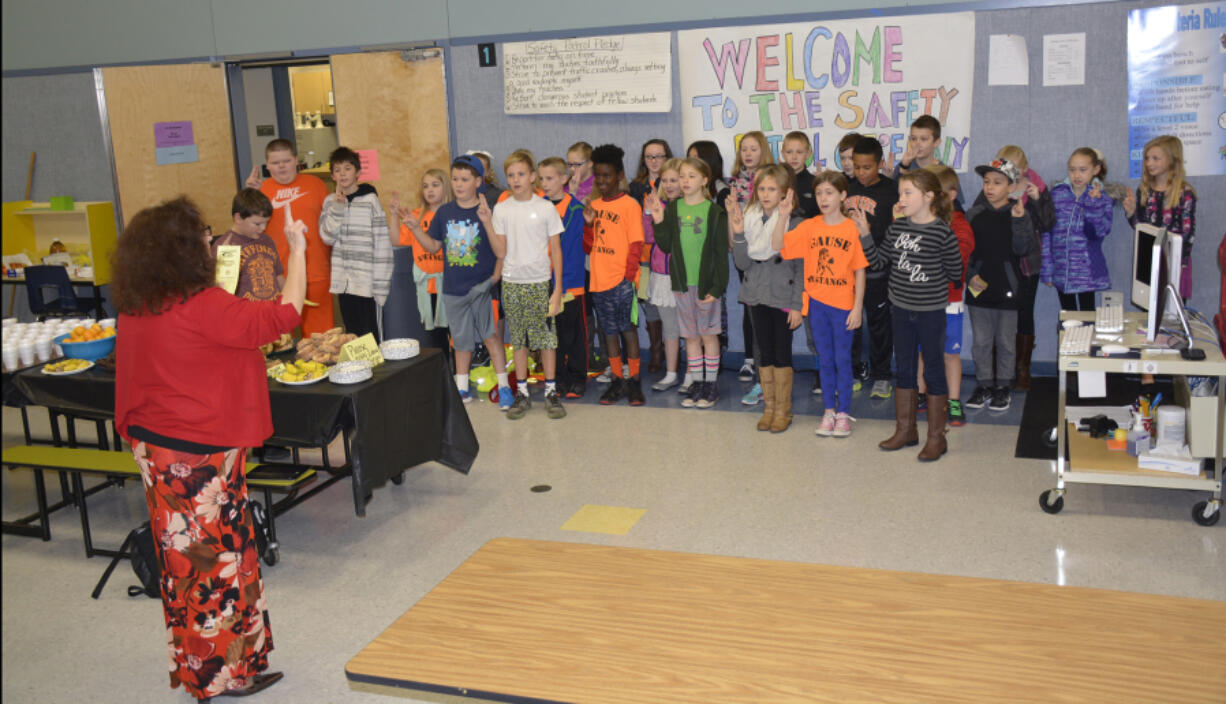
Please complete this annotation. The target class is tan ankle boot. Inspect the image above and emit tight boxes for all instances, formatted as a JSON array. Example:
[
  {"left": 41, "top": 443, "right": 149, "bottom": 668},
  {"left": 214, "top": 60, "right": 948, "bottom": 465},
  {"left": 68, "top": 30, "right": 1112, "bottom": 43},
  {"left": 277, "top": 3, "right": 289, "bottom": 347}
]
[
  {"left": 879, "top": 388, "right": 919, "bottom": 450},
  {"left": 918, "top": 394, "right": 948, "bottom": 461},
  {"left": 756, "top": 366, "right": 776, "bottom": 431},
  {"left": 770, "top": 366, "right": 794, "bottom": 433}
]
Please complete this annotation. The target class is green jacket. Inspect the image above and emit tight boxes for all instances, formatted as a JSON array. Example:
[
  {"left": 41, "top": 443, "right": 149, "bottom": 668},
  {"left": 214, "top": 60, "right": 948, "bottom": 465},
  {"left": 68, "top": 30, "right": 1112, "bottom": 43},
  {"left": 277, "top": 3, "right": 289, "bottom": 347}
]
[{"left": 652, "top": 199, "right": 729, "bottom": 299}]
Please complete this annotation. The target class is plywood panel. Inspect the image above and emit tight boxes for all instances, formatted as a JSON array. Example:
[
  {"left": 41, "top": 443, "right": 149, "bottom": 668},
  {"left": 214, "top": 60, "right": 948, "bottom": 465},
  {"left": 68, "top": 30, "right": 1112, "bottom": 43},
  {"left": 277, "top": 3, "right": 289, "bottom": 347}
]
[
  {"left": 101, "top": 64, "right": 236, "bottom": 233},
  {"left": 348, "top": 538, "right": 1226, "bottom": 704},
  {"left": 329, "top": 50, "right": 449, "bottom": 212}
]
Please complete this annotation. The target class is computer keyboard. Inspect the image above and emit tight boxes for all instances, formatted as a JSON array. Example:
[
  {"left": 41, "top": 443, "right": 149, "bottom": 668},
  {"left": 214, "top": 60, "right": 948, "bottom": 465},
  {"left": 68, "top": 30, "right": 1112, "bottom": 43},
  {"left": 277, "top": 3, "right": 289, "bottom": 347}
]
[
  {"left": 1059, "top": 324, "right": 1093, "bottom": 357},
  {"left": 1094, "top": 294, "right": 1124, "bottom": 333}
]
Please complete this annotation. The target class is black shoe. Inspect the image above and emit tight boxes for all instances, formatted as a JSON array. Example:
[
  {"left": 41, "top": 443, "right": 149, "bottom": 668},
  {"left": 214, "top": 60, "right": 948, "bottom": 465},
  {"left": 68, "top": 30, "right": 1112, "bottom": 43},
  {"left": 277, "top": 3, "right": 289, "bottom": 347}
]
[
  {"left": 696, "top": 380, "right": 719, "bottom": 408},
  {"left": 810, "top": 373, "right": 822, "bottom": 395},
  {"left": 599, "top": 377, "right": 625, "bottom": 405},
  {"left": 544, "top": 389, "right": 567, "bottom": 419},
  {"left": 564, "top": 382, "right": 585, "bottom": 399},
  {"left": 988, "top": 386, "right": 1012, "bottom": 412},
  {"left": 964, "top": 385, "right": 991, "bottom": 409},
  {"left": 626, "top": 377, "right": 646, "bottom": 406},
  {"left": 506, "top": 392, "right": 531, "bottom": 420},
  {"left": 853, "top": 362, "right": 870, "bottom": 382},
  {"left": 472, "top": 343, "right": 490, "bottom": 368},
  {"left": 681, "top": 381, "right": 702, "bottom": 408},
  {"left": 199, "top": 672, "right": 284, "bottom": 701}
]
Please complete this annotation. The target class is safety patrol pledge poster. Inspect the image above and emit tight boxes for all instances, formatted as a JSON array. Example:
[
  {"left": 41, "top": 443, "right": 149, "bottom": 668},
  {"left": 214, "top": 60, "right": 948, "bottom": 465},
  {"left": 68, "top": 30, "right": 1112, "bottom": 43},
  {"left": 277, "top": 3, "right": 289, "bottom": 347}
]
[
  {"left": 678, "top": 13, "right": 975, "bottom": 171},
  {"left": 1127, "top": 3, "right": 1226, "bottom": 177}
]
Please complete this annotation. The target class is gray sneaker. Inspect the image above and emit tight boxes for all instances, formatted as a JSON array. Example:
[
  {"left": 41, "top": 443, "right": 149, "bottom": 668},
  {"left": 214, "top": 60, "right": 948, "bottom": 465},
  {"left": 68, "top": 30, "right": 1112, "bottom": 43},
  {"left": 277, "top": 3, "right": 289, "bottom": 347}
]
[
  {"left": 870, "top": 379, "right": 893, "bottom": 399},
  {"left": 544, "top": 390, "right": 566, "bottom": 419},
  {"left": 506, "top": 392, "right": 531, "bottom": 420}
]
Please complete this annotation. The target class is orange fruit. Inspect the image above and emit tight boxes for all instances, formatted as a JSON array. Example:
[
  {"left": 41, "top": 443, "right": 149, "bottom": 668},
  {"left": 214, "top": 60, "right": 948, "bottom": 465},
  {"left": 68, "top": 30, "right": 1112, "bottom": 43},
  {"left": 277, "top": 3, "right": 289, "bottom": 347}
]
[
  {"left": 71, "top": 326, "right": 87, "bottom": 337},
  {"left": 89, "top": 323, "right": 102, "bottom": 333},
  {"left": 102, "top": 328, "right": 116, "bottom": 338}
]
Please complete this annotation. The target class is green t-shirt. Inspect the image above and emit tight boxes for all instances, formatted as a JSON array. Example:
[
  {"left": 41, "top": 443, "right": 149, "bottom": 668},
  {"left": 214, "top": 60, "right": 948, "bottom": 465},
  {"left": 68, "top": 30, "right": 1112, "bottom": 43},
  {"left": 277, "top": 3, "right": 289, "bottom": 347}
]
[{"left": 676, "top": 200, "right": 709, "bottom": 288}]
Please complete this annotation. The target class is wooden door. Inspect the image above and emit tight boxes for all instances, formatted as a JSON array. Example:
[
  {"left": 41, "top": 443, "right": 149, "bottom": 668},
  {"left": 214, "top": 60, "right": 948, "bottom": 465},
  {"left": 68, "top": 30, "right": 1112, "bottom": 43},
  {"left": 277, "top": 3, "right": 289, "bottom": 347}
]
[
  {"left": 101, "top": 63, "right": 236, "bottom": 233},
  {"left": 329, "top": 49, "right": 450, "bottom": 211}
]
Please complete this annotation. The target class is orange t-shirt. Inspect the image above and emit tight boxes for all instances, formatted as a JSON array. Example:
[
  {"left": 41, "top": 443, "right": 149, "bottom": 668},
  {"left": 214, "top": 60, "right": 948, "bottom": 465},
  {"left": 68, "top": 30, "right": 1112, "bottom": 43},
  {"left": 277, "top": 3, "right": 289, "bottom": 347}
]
[
  {"left": 588, "top": 194, "right": 644, "bottom": 293},
  {"left": 781, "top": 217, "right": 868, "bottom": 310},
  {"left": 397, "top": 208, "right": 443, "bottom": 294},
  {"left": 260, "top": 173, "right": 331, "bottom": 282}
]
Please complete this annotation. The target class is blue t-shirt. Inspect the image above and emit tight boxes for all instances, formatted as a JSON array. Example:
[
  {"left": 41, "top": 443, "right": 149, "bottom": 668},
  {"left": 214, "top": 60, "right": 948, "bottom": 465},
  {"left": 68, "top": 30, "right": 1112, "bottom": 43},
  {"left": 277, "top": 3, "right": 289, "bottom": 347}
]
[{"left": 428, "top": 201, "right": 498, "bottom": 297}]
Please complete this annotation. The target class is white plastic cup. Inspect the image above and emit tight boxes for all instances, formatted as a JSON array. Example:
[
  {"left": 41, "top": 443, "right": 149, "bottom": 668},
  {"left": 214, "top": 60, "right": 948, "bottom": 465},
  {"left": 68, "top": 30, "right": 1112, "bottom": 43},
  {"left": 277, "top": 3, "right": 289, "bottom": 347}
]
[
  {"left": 36, "top": 335, "right": 53, "bottom": 361},
  {"left": 18, "top": 339, "right": 36, "bottom": 367},
  {"left": 2, "top": 345, "right": 18, "bottom": 371}
]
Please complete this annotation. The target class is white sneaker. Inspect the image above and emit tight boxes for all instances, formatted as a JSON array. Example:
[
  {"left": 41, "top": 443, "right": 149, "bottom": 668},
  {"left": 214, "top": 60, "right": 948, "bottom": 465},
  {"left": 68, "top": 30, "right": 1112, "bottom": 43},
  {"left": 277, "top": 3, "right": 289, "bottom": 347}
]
[
  {"left": 738, "top": 359, "right": 755, "bottom": 382},
  {"left": 595, "top": 367, "right": 612, "bottom": 383}
]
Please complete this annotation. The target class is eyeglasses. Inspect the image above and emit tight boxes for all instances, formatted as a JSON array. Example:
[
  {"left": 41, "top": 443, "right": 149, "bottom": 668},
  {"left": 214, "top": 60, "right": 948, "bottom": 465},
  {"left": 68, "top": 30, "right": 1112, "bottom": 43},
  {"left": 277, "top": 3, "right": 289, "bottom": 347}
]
[
  {"left": 566, "top": 161, "right": 588, "bottom": 168},
  {"left": 644, "top": 154, "right": 667, "bottom": 161}
]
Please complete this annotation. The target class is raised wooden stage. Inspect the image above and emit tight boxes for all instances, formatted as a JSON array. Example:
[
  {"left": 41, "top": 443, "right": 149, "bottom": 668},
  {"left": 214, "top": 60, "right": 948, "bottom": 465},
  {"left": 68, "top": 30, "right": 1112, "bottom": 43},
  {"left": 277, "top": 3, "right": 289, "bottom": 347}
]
[{"left": 346, "top": 538, "right": 1226, "bottom": 703}]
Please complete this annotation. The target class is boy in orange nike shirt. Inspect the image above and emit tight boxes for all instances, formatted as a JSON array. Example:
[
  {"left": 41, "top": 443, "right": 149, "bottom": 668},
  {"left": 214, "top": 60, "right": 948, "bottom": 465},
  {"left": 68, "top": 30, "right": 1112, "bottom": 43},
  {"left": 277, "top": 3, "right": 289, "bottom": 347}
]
[
  {"left": 583, "top": 144, "right": 646, "bottom": 406},
  {"left": 247, "top": 138, "right": 333, "bottom": 334}
]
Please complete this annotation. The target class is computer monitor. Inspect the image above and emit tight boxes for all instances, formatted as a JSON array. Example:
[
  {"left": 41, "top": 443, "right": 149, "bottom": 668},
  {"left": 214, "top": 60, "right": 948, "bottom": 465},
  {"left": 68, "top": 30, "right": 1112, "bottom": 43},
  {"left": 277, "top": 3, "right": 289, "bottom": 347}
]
[{"left": 1130, "top": 223, "right": 1183, "bottom": 342}]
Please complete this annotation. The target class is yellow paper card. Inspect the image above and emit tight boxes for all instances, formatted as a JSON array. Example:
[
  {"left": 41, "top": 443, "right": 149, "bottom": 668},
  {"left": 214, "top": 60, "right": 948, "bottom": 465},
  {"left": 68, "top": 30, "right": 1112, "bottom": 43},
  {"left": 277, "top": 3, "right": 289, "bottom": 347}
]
[
  {"left": 338, "top": 333, "right": 384, "bottom": 366},
  {"left": 215, "top": 245, "right": 242, "bottom": 294},
  {"left": 561, "top": 505, "right": 646, "bottom": 536}
]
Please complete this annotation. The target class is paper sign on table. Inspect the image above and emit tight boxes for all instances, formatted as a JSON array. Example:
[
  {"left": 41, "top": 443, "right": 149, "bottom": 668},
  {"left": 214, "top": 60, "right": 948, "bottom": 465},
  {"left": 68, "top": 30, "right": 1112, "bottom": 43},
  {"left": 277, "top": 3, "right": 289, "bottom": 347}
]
[
  {"left": 356, "top": 149, "right": 380, "bottom": 181},
  {"left": 215, "top": 245, "right": 242, "bottom": 294},
  {"left": 339, "top": 333, "right": 384, "bottom": 367}
]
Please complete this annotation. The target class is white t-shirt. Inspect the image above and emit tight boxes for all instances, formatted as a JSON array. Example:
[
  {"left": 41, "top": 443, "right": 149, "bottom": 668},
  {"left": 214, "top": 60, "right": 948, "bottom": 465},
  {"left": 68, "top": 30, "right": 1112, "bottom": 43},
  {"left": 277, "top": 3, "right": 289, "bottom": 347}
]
[{"left": 492, "top": 195, "right": 564, "bottom": 284}]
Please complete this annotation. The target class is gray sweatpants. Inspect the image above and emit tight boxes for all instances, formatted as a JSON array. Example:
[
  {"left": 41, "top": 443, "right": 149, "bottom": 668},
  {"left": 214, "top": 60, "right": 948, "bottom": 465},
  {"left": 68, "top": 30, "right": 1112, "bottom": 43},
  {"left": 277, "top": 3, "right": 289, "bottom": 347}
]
[{"left": 968, "top": 306, "right": 1017, "bottom": 385}]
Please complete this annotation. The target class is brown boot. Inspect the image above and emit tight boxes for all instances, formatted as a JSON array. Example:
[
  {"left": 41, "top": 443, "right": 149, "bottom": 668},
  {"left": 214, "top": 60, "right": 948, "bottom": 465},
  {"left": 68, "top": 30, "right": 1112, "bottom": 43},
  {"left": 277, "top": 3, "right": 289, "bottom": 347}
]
[
  {"left": 770, "top": 366, "right": 794, "bottom": 433},
  {"left": 646, "top": 320, "right": 664, "bottom": 373},
  {"left": 918, "top": 394, "right": 948, "bottom": 461},
  {"left": 1013, "top": 334, "right": 1035, "bottom": 391},
  {"left": 879, "top": 388, "right": 919, "bottom": 450},
  {"left": 756, "top": 366, "right": 776, "bottom": 431}
]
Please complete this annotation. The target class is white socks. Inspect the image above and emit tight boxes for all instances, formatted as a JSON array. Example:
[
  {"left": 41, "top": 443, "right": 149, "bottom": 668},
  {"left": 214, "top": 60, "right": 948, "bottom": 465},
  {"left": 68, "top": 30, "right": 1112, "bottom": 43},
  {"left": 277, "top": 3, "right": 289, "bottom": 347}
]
[{"left": 455, "top": 374, "right": 469, "bottom": 391}]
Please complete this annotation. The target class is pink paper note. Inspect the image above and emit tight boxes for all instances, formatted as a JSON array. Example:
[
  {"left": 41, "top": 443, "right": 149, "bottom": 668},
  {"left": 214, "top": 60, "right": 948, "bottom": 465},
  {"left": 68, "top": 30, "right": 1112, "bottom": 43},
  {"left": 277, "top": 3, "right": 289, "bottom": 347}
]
[{"left": 356, "top": 149, "right": 380, "bottom": 181}]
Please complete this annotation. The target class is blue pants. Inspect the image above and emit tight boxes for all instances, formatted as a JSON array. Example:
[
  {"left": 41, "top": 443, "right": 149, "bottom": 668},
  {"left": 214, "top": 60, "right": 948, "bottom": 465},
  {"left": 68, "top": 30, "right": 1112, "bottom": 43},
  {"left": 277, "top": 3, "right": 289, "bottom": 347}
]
[
  {"left": 809, "top": 298, "right": 855, "bottom": 414},
  {"left": 891, "top": 304, "right": 947, "bottom": 395}
]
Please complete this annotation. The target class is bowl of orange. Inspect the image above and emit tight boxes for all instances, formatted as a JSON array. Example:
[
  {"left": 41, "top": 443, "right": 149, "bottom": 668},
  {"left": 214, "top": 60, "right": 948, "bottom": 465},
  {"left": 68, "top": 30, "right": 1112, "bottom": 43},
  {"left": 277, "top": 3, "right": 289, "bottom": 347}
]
[{"left": 54, "top": 323, "right": 116, "bottom": 361}]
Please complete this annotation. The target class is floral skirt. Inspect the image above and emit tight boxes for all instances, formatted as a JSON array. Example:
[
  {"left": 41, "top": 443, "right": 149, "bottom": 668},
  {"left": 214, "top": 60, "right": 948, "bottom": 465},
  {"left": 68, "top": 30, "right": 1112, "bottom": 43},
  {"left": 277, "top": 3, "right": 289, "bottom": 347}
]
[{"left": 132, "top": 440, "right": 273, "bottom": 699}]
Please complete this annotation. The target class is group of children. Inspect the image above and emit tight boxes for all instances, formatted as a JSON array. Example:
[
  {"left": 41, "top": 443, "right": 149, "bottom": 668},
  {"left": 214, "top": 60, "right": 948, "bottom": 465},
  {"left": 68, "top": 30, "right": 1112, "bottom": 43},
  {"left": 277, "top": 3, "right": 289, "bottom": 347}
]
[{"left": 225, "top": 123, "right": 1199, "bottom": 451}]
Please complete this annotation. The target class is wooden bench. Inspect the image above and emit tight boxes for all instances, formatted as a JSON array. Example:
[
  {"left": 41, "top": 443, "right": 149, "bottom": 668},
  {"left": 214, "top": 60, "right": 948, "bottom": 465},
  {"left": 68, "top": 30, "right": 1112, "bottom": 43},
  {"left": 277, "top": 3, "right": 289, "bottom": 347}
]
[{"left": 2, "top": 445, "right": 316, "bottom": 566}]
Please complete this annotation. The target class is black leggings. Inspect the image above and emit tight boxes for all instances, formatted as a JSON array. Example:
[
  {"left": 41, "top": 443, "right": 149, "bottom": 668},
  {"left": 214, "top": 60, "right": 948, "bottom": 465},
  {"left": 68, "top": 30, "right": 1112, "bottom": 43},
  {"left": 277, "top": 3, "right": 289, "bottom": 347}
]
[
  {"left": 749, "top": 305, "right": 794, "bottom": 368},
  {"left": 1058, "top": 290, "right": 1095, "bottom": 312}
]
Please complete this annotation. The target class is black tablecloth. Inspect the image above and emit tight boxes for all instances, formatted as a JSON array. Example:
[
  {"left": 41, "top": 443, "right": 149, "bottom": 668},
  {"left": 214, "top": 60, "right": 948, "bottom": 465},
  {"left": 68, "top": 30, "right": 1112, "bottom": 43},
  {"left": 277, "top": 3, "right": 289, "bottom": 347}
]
[{"left": 3, "top": 349, "right": 479, "bottom": 517}]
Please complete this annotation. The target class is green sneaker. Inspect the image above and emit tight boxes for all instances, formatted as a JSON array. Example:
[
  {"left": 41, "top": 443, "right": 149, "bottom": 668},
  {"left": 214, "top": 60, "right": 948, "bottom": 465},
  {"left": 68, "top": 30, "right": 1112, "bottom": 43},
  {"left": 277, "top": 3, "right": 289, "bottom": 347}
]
[
  {"left": 506, "top": 392, "right": 531, "bottom": 420},
  {"left": 949, "top": 400, "right": 966, "bottom": 427}
]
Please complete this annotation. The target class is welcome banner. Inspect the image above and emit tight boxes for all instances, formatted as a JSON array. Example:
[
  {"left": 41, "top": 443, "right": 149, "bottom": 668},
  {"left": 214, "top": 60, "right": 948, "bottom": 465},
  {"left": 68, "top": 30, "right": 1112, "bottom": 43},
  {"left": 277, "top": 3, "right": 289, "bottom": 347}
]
[{"left": 678, "top": 13, "right": 976, "bottom": 172}]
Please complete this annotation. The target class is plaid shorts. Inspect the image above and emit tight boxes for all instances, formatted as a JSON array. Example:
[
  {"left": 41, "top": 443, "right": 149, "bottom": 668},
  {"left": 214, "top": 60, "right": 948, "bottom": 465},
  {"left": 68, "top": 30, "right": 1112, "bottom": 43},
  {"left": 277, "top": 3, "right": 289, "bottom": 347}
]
[
  {"left": 503, "top": 281, "right": 557, "bottom": 350},
  {"left": 674, "top": 286, "right": 722, "bottom": 338},
  {"left": 591, "top": 279, "right": 635, "bottom": 335}
]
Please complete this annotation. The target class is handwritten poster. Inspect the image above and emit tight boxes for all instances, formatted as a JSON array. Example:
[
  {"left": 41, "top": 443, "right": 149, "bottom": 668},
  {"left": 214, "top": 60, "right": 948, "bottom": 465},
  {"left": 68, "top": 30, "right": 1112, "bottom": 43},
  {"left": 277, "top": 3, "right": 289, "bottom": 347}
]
[
  {"left": 154, "top": 120, "right": 199, "bottom": 165},
  {"left": 1127, "top": 3, "right": 1226, "bottom": 177},
  {"left": 503, "top": 33, "right": 672, "bottom": 114},
  {"left": 678, "top": 13, "right": 976, "bottom": 171}
]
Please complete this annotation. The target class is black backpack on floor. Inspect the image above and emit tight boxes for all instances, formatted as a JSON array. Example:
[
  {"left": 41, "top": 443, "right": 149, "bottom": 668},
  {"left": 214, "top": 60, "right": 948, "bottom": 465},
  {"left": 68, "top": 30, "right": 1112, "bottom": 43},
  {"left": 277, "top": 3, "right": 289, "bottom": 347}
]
[{"left": 92, "top": 500, "right": 272, "bottom": 600}]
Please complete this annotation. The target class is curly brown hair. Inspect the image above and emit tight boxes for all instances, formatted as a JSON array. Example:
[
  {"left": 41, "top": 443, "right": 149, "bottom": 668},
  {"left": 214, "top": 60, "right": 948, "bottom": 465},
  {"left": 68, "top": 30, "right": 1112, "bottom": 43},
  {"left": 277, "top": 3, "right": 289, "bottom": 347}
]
[{"left": 111, "top": 196, "right": 216, "bottom": 315}]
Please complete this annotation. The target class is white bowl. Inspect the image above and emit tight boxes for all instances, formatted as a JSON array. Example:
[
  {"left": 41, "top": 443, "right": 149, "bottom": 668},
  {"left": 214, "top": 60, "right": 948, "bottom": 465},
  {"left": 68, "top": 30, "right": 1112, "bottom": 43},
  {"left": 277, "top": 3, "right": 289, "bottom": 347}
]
[
  {"left": 328, "top": 360, "right": 373, "bottom": 384},
  {"left": 379, "top": 338, "right": 420, "bottom": 360}
]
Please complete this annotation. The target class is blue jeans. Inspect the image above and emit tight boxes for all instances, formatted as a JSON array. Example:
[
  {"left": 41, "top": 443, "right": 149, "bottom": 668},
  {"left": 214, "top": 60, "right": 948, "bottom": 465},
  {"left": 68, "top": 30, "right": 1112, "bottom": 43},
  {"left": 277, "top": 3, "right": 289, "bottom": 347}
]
[
  {"left": 891, "top": 304, "right": 947, "bottom": 395},
  {"left": 809, "top": 298, "right": 855, "bottom": 414}
]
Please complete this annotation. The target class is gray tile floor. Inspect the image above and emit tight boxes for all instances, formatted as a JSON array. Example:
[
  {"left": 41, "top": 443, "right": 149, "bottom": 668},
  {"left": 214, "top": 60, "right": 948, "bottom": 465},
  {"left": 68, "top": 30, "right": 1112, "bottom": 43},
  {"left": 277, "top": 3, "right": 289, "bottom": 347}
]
[{"left": 2, "top": 394, "right": 1221, "bottom": 704}]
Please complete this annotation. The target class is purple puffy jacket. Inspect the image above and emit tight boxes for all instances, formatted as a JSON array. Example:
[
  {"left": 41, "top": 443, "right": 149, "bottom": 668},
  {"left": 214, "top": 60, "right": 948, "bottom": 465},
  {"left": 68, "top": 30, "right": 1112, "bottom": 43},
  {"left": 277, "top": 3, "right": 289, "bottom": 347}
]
[{"left": 1040, "top": 180, "right": 1114, "bottom": 294}]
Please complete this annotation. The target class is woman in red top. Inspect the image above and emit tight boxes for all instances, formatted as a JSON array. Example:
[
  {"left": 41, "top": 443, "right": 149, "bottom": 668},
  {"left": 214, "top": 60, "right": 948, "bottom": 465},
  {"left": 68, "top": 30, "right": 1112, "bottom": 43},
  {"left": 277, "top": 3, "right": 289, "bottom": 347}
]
[{"left": 112, "top": 197, "right": 306, "bottom": 703}]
